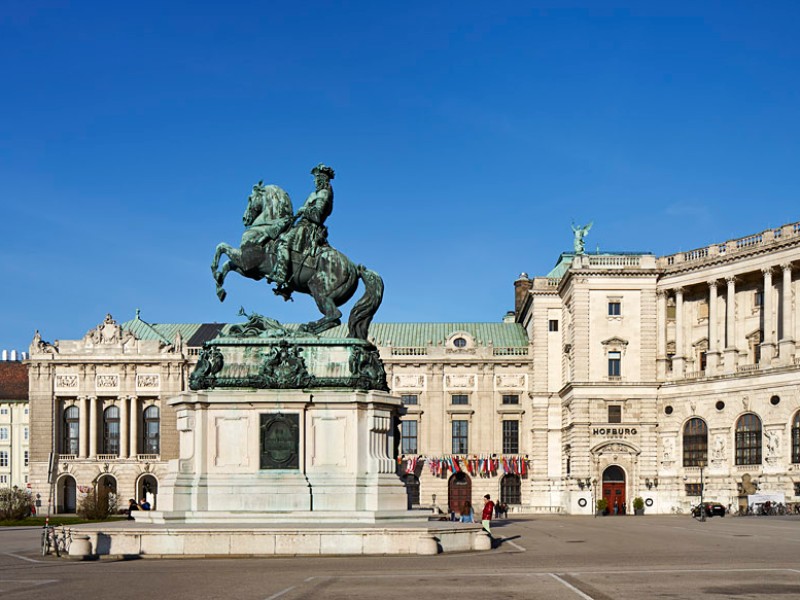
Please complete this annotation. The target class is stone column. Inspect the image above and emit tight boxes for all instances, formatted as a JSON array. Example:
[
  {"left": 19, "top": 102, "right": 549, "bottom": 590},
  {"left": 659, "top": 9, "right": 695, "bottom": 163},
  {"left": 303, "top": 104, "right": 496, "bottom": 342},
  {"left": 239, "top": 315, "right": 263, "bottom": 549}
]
[
  {"left": 78, "top": 395, "right": 88, "bottom": 458},
  {"left": 707, "top": 280, "right": 720, "bottom": 374},
  {"left": 119, "top": 396, "right": 128, "bottom": 458},
  {"left": 656, "top": 290, "right": 668, "bottom": 379},
  {"left": 779, "top": 263, "right": 795, "bottom": 362},
  {"left": 88, "top": 395, "right": 98, "bottom": 458},
  {"left": 760, "top": 267, "right": 776, "bottom": 363},
  {"left": 672, "top": 288, "right": 685, "bottom": 377},
  {"left": 724, "top": 276, "right": 738, "bottom": 373},
  {"left": 129, "top": 396, "right": 139, "bottom": 458}
]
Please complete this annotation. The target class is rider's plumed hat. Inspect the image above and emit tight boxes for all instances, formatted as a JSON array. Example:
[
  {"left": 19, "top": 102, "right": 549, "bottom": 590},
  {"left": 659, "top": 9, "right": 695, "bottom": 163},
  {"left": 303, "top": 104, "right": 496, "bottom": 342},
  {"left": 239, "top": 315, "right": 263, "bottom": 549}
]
[{"left": 311, "top": 163, "right": 335, "bottom": 180}]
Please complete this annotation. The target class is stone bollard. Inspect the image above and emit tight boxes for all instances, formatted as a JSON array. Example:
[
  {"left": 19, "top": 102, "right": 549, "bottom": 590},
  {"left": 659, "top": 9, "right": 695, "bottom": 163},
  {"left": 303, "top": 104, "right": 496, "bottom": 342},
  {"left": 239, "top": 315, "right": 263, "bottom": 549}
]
[
  {"left": 416, "top": 536, "right": 439, "bottom": 555},
  {"left": 68, "top": 535, "right": 93, "bottom": 558},
  {"left": 472, "top": 532, "right": 492, "bottom": 551}
]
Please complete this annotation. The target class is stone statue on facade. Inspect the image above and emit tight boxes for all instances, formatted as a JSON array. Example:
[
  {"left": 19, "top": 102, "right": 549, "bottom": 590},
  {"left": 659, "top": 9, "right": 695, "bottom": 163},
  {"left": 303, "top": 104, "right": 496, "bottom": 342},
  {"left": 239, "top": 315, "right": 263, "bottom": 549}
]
[
  {"left": 571, "top": 221, "right": 593, "bottom": 254},
  {"left": 211, "top": 164, "right": 383, "bottom": 340}
]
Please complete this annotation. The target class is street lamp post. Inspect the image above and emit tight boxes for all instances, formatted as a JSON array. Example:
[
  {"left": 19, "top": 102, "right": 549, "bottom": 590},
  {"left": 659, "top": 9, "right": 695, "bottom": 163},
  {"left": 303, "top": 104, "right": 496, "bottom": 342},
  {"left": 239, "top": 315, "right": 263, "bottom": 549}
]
[
  {"left": 592, "top": 478, "right": 598, "bottom": 518},
  {"left": 699, "top": 460, "right": 706, "bottom": 522}
]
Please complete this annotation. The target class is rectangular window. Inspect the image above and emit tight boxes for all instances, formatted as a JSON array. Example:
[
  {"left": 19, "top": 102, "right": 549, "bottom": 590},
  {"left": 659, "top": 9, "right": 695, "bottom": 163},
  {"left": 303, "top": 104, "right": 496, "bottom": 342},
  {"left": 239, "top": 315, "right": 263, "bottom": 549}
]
[
  {"left": 0, "top": 475, "right": 7, "bottom": 485},
  {"left": 0, "top": 408, "right": 7, "bottom": 415},
  {"left": 24, "top": 408, "right": 29, "bottom": 415},
  {"left": 685, "top": 483, "right": 703, "bottom": 496},
  {"left": 401, "top": 394, "right": 418, "bottom": 405},
  {"left": 502, "top": 420, "right": 519, "bottom": 454},
  {"left": 608, "top": 405, "right": 622, "bottom": 423},
  {"left": 0, "top": 427, "right": 7, "bottom": 440},
  {"left": 755, "top": 290, "right": 764, "bottom": 307},
  {"left": 23, "top": 427, "right": 28, "bottom": 441},
  {"left": 452, "top": 420, "right": 469, "bottom": 454},
  {"left": 699, "top": 351, "right": 707, "bottom": 371},
  {"left": 502, "top": 394, "right": 519, "bottom": 405},
  {"left": 795, "top": 482, "right": 800, "bottom": 497},
  {"left": 608, "top": 352, "right": 621, "bottom": 377},
  {"left": 451, "top": 394, "right": 469, "bottom": 405},
  {"left": 608, "top": 301, "right": 621, "bottom": 316},
  {"left": 0, "top": 451, "right": 7, "bottom": 467},
  {"left": 548, "top": 319, "right": 559, "bottom": 332},
  {"left": 401, "top": 421, "right": 418, "bottom": 454},
  {"left": 24, "top": 450, "right": 29, "bottom": 467}
]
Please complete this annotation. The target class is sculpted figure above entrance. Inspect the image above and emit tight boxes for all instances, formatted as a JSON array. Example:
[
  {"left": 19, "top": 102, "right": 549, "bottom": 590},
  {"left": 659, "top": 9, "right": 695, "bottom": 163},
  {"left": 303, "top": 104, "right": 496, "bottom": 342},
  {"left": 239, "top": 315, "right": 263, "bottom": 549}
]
[{"left": 210, "top": 164, "right": 384, "bottom": 340}]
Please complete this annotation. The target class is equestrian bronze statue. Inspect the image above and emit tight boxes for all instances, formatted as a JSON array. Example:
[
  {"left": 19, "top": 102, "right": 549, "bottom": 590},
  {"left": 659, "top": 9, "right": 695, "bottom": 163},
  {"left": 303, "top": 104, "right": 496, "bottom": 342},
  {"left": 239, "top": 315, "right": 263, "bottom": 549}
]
[{"left": 210, "top": 164, "right": 384, "bottom": 340}]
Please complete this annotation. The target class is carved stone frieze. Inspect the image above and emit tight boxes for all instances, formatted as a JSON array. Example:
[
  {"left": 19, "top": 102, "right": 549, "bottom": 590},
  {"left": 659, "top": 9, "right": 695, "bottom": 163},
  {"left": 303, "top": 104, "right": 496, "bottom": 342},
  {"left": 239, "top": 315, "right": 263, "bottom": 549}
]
[
  {"left": 136, "top": 374, "right": 161, "bottom": 391},
  {"left": 54, "top": 374, "right": 78, "bottom": 390},
  {"left": 444, "top": 374, "right": 477, "bottom": 390},
  {"left": 494, "top": 374, "right": 527, "bottom": 390},
  {"left": 95, "top": 374, "right": 120, "bottom": 390},
  {"left": 393, "top": 374, "right": 425, "bottom": 390}
]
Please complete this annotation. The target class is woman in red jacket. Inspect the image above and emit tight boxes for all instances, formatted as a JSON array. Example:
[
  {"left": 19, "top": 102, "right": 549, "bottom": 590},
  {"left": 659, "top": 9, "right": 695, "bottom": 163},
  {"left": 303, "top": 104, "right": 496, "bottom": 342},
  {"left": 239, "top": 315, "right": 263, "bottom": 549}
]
[{"left": 482, "top": 494, "right": 495, "bottom": 535}]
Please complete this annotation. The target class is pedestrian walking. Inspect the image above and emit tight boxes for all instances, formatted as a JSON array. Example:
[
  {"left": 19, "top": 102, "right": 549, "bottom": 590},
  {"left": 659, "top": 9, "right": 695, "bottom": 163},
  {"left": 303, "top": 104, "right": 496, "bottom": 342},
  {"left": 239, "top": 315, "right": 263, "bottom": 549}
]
[{"left": 482, "top": 494, "right": 495, "bottom": 536}]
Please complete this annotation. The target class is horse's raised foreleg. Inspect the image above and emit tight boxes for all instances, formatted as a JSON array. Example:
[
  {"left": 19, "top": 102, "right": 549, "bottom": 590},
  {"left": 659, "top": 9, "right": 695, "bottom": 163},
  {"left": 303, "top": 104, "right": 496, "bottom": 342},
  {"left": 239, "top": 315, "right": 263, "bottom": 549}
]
[
  {"left": 211, "top": 243, "right": 243, "bottom": 302},
  {"left": 211, "top": 242, "right": 234, "bottom": 276}
]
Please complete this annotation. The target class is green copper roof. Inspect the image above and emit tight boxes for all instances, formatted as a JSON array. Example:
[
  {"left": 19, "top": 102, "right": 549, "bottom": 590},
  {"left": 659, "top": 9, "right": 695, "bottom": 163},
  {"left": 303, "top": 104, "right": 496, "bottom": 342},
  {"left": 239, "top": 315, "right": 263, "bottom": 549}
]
[
  {"left": 546, "top": 253, "right": 575, "bottom": 279},
  {"left": 122, "top": 318, "right": 528, "bottom": 348}
]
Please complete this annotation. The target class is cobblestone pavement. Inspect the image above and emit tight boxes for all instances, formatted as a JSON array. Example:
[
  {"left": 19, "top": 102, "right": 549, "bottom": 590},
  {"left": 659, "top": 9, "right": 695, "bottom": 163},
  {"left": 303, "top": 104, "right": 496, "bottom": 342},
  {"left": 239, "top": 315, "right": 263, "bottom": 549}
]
[{"left": 2, "top": 515, "right": 799, "bottom": 599}]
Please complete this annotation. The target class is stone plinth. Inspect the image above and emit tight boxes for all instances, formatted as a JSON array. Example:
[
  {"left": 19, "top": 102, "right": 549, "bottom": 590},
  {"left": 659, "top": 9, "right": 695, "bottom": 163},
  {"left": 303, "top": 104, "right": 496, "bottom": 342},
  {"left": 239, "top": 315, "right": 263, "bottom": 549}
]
[
  {"left": 76, "top": 522, "right": 489, "bottom": 557},
  {"left": 135, "top": 388, "right": 413, "bottom": 524}
]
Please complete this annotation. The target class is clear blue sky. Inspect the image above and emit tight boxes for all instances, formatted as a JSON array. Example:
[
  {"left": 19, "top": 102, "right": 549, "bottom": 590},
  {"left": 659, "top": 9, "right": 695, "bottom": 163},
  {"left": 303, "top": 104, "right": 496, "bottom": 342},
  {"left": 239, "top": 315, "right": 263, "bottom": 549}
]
[{"left": 1, "top": 1, "right": 799, "bottom": 352}]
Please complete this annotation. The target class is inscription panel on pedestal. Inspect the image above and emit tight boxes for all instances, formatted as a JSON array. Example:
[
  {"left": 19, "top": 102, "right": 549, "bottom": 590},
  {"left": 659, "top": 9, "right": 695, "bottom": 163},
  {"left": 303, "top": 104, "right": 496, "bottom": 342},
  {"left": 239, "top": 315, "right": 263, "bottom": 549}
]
[{"left": 260, "top": 413, "right": 299, "bottom": 470}]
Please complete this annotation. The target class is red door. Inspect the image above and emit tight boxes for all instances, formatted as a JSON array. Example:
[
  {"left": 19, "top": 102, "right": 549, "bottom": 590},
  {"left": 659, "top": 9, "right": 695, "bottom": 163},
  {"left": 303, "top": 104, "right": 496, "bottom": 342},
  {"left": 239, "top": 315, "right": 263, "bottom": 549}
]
[
  {"left": 603, "top": 482, "right": 626, "bottom": 515},
  {"left": 602, "top": 465, "right": 626, "bottom": 515},
  {"left": 448, "top": 472, "right": 472, "bottom": 513}
]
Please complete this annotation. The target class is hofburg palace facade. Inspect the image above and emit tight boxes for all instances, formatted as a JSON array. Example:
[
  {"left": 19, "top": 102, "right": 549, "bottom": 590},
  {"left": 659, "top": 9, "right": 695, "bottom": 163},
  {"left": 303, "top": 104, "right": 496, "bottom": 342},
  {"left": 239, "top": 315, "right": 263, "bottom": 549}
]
[{"left": 26, "top": 220, "right": 800, "bottom": 515}]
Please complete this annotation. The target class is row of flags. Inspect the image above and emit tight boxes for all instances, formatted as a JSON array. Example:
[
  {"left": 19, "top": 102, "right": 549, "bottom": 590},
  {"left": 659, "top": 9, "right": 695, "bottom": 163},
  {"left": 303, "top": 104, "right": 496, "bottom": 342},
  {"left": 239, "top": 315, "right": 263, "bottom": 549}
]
[{"left": 399, "top": 454, "right": 528, "bottom": 477}]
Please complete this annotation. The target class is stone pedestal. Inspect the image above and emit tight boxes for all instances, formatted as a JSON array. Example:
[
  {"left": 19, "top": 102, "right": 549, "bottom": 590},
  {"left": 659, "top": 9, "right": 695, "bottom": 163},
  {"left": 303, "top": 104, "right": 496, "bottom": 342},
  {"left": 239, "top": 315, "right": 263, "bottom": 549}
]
[{"left": 137, "top": 388, "right": 412, "bottom": 524}]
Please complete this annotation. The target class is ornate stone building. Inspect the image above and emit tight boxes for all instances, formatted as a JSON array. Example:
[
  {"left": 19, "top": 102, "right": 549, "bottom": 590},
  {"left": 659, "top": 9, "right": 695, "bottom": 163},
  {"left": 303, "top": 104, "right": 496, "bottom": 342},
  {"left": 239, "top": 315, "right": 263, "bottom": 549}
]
[
  {"left": 0, "top": 360, "right": 29, "bottom": 489},
  {"left": 25, "top": 220, "right": 800, "bottom": 515}
]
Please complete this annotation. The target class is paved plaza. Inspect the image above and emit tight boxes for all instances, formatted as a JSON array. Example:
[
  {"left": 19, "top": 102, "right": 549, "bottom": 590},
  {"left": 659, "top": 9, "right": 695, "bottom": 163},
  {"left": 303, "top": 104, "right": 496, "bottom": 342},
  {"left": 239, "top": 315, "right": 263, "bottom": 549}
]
[{"left": 2, "top": 515, "right": 799, "bottom": 599}]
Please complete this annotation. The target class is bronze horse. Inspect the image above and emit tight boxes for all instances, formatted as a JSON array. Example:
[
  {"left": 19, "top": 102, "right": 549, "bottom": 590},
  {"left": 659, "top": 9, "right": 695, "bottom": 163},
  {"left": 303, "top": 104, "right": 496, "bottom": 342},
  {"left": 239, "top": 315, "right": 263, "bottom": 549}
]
[{"left": 210, "top": 183, "right": 383, "bottom": 340}]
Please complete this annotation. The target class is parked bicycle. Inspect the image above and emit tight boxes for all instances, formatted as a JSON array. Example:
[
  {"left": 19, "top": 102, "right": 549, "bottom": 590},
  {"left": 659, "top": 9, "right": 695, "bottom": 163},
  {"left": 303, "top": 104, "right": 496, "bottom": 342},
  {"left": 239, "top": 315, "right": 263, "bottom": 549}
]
[{"left": 41, "top": 525, "right": 72, "bottom": 557}]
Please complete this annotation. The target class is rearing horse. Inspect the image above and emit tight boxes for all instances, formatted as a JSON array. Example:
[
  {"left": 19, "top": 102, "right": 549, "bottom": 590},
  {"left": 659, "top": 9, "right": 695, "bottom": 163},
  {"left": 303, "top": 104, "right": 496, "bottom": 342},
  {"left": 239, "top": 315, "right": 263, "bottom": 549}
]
[{"left": 210, "top": 183, "right": 384, "bottom": 340}]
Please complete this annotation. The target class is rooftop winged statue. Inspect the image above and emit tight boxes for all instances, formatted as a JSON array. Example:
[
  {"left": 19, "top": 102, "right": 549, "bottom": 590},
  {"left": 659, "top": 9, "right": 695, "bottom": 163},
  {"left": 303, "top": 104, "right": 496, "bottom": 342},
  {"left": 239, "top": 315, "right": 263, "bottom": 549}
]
[
  {"left": 571, "top": 221, "right": 593, "bottom": 254},
  {"left": 210, "top": 164, "right": 384, "bottom": 340}
]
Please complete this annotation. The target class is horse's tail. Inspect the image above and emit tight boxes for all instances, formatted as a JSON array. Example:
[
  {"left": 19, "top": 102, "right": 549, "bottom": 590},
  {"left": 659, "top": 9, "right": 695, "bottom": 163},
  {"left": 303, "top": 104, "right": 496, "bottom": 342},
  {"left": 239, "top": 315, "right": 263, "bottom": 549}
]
[{"left": 348, "top": 265, "right": 384, "bottom": 340}]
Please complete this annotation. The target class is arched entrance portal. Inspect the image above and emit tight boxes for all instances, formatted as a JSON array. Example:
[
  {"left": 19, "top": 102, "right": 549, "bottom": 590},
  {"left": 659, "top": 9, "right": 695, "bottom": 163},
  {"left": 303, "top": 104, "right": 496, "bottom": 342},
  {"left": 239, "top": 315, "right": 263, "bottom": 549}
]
[
  {"left": 448, "top": 472, "right": 472, "bottom": 513},
  {"left": 137, "top": 475, "right": 158, "bottom": 509},
  {"left": 602, "top": 465, "right": 626, "bottom": 515},
  {"left": 58, "top": 475, "right": 77, "bottom": 513}
]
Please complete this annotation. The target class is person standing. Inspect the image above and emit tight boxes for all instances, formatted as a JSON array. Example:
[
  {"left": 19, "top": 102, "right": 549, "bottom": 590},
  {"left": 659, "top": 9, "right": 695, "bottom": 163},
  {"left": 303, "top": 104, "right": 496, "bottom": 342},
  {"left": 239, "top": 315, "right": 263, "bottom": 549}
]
[{"left": 482, "top": 494, "right": 495, "bottom": 536}]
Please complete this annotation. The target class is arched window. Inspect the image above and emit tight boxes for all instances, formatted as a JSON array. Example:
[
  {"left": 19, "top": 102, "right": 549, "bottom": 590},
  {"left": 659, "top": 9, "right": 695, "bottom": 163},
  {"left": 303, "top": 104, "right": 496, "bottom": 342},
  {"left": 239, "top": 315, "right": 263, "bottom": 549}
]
[
  {"left": 736, "top": 413, "right": 762, "bottom": 465},
  {"left": 103, "top": 406, "right": 120, "bottom": 455},
  {"left": 143, "top": 405, "right": 160, "bottom": 454},
  {"left": 62, "top": 406, "right": 79, "bottom": 455},
  {"left": 501, "top": 474, "right": 521, "bottom": 505},
  {"left": 683, "top": 418, "right": 708, "bottom": 467},
  {"left": 792, "top": 412, "right": 800, "bottom": 464}
]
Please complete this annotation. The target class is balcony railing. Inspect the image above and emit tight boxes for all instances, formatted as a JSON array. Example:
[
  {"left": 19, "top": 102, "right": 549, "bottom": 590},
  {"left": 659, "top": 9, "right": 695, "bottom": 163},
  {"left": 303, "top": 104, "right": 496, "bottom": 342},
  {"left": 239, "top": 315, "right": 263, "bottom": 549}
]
[
  {"left": 137, "top": 454, "right": 160, "bottom": 461},
  {"left": 493, "top": 347, "right": 529, "bottom": 356},
  {"left": 59, "top": 454, "right": 77, "bottom": 461},
  {"left": 658, "top": 221, "right": 800, "bottom": 269},
  {"left": 96, "top": 454, "right": 118, "bottom": 461},
  {"left": 391, "top": 347, "right": 427, "bottom": 356}
]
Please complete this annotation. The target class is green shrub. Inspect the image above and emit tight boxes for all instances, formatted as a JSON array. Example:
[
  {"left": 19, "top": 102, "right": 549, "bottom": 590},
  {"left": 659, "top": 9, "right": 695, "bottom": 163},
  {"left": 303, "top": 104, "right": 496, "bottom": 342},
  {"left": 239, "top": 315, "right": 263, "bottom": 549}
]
[
  {"left": 596, "top": 498, "right": 608, "bottom": 512},
  {"left": 0, "top": 487, "right": 32, "bottom": 521},
  {"left": 633, "top": 496, "right": 645, "bottom": 510},
  {"left": 77, "top": 487, "right": 118, "bottom": 520}
]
